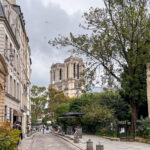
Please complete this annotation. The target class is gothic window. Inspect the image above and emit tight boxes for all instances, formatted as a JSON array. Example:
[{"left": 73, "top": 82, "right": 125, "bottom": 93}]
[
  {"left": 67, "top": 65, "right": 69, "bottom": 79},
  {"left": 54, "top": 71, "right": 55, "bottom": 81},
  {"left": 77, "top": 64, "right": 79, "bottom": 79},
  {"left": 60, "top": 69, "right": 62, "bottom": 80},
  {"left": 73, "top": 63, "right": 76, "bottom": 78}
]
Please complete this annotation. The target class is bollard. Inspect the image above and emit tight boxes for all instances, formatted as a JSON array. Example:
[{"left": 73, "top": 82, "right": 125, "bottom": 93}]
[
  {"left": 87, "top": 139, "right": 93, "bottom": 150},
  {"left": 96, "top": 143, "right": 104, "bottom": 150},
  {"left": 74, "top": 131, "right": 79, "bottom": 143}
]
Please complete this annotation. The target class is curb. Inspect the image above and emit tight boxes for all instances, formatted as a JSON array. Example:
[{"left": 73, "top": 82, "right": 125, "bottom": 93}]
[{"left": 55, "top": 133, "right": 85, "bottom": 150}]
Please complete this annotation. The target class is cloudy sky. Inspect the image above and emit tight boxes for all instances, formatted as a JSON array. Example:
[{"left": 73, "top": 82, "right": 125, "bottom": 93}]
[{"left": 17, "top": 0, "right": 104, "bottom": 87}]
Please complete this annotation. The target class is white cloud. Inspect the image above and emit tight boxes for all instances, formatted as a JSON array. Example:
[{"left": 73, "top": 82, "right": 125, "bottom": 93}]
[
  {"left": 17, "top": 0, "right": 104, "bottom": 87},
  {"left": 40, "top": 0, "right": 104, "bottom": 15}
]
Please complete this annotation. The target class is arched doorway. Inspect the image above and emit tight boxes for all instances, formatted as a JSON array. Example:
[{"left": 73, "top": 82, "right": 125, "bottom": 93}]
[{"left": 0, "top": 54, "right": 8, "bottom": 124}]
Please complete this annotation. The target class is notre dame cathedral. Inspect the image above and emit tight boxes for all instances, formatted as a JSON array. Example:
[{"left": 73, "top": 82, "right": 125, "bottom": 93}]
[{"left": 50, "top": 56, "right": 84, "bottom": 98}]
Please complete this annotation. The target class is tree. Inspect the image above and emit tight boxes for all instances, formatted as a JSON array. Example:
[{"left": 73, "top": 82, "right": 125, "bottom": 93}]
[
  {"left": 49, "top": 0, "right": 150, "bottom": 133},
  {"left": 48, "top": 88, "right": 69, "bottom": 122},
  {"left": 31, "top": 85, "right": 47, "bottom": 122},
  {"left": 81, "top": 103, "right": 115, "bottom": 133},
  {"left": 94, "top": 90, "right": 130, "bottom": 121}
]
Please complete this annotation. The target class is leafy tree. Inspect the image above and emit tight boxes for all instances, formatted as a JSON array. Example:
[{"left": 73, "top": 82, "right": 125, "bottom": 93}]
[
  {"left": 81, "top": 103, "right": 115, "bottom": 133},
  {"left": 31, "top": 85, "right": 47, "bottom": 122},
  {"left": 94, "top": 90, "right": 130, "bottom": 121},
  {"left": 69, "top": 94, "right": 94, "bottom": 112},
  {"left": 49, "top": 0, "right": 150, "bottom": 133},
  {"left": 55, "top": 103, "right": 70, "bottom": 125},
  {"left": 48, "top": 88, "right": 69, "bottom": 122}
]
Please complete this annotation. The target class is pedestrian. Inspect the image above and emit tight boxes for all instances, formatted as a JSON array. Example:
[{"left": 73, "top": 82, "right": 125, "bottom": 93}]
[
  {"left": 13, "top": 121, "right": 22, "bottom": 145},
  {"left": 43, "top": 125, "right": 45, "bottom": 134}
]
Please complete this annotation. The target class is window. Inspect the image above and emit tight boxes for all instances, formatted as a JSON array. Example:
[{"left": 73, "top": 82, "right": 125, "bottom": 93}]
[
  {"left": 73, "top": 63, "right": 76, "bottom": 78},
  {"left": 5, "top": 35, "right": 8, "bottom": 49},
  {"left": 59, "top": 69, "right": 62, "bottom": 80},
  {"left": 10, "top": 43, "right": 12, "bottom": 62},
  {"left": 14, "top": 80, "right": 16, "bottom": 97},
  {"left": 67, "top": 65, "right": 69, "bottom": 79},
  {"left": 17, "top": 83, "right": 19, "bottom": 100},
  {"left": 4, "top": 35, "right": 8, "bottom": 57},
  {"left": 54, "top": 71, "right": 55, "bottom": 81},
  {"left": 10, "top": 108, "right": 12, "bottom": 122},
  {"left": 77, "top": 64, "right": 79, "bottom": 79},
  {"left": 10, "top": 76, "right": 12, "bottom": 95},
  {"left": 5, "top": 106, "right": 7, "bottom": 120}
]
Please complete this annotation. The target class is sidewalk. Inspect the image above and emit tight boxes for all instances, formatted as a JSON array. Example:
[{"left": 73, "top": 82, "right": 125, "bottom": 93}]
[
  {"left": 59, "top": 134, "right": 150, "bottom": 150},
  {"left": 18, "top": 132, "right": 38, "bottom": 150}
]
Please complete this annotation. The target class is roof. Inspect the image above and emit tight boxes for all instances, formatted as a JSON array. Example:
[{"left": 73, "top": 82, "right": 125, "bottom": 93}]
[
  {"left": 59, "top": 112, "right": 84, "bottom": 119},
  {"left": 12, "top": 5, "right": 26, "bottom": 31},
  {"left": 64, "top": 56, "right": 83, "bottom": 63},
  {"left": 0, "top": 1, "right": 5, "bottom": 18}
]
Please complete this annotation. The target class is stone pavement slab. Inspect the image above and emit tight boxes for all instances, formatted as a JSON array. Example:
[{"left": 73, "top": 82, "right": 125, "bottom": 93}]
[
  {"left": 64, "top": 134, "right": 150, "bottom": 150},
  {"left": 19, "top": 132, "right": 79, "bottom": 150}
]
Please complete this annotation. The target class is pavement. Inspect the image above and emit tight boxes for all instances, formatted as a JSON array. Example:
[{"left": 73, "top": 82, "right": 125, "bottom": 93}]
[
  {"left": 19, "top": 132, "right": 79, "bottom": 150},
  {"left": 19, "top": 131, "right": 150, "bottom": 150},
  {"left": 63, "top": 134, "right": 150, "bottom": 150}
]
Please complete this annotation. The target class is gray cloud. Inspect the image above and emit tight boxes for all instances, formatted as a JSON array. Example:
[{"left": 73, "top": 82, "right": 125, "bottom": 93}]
[{"left": 17, "top": 0, "right": 103, "bottom": 87}]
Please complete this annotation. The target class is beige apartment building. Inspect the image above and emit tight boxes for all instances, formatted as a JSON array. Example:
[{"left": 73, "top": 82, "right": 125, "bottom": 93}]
[
  {"left": 50, "top": 56, "right": 84, "bottom": 98},
  {"left": 0, "top": 54, "right": 8, "bottom": 124},
  {"left": 0, "top": 0, "right": 32, "bottom": 136}
]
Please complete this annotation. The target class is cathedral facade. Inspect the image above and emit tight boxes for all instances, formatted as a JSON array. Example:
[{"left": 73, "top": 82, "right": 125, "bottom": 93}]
[{"left": 50, "top": 56, "right": 84, "bottom": 98}]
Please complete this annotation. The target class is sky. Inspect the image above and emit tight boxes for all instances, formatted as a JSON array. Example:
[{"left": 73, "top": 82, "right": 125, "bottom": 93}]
[{"left": 17, "top": 0, "right": 104, "bottom": 87}]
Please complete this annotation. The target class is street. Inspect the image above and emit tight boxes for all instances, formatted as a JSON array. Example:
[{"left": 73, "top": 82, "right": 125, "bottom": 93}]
[{"left": 20, "top": 132, "right": 79, "bottom": 150}]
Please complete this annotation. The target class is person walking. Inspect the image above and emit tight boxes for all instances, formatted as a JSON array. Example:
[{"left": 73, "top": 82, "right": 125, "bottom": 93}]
[{"left": 13, "top": 121, "right": 23, "bottom": 145}]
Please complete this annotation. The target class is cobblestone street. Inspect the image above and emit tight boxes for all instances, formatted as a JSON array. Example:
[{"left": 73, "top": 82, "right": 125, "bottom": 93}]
[{"left": 19, "top": 132, "right": 79, "bottom": 150}]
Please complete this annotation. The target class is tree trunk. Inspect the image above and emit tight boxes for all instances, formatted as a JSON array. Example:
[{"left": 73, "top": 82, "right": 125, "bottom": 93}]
[{"left": 131, "top": 104, "right": 137, "bottom": 137}]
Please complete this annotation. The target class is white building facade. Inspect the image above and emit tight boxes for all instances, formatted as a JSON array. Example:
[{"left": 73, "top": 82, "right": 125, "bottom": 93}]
[{"left": 0, "top": 0, "right": 31, "bottom": 136}]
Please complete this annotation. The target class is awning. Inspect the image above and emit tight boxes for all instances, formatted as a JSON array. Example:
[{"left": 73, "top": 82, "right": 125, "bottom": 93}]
[
  {"left": 13, "top": 110, "right": 22, "bottom": 116},
  {"left": 59, "top": 112, "right": 84, "bottom": 119}
]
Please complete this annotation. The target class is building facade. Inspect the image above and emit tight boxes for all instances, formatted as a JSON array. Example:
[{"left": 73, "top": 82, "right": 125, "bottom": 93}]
[
  {"left": 0, "top": 54, "right": 8, "bottom": 124},
  {"left": 50, "top": 56, "right": 84, "bottom": 98},
  {"left": 0, "top": 0, "right": 32, "bottom": 136}
]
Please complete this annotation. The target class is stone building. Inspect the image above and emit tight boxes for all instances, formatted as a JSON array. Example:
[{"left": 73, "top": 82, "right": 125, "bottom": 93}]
[
  {"left": 50, "top": 56, "right": 84, "bottom": 98},
  {"left": 0, "top": 0, "right": 32, "bottom": 136},
  {"left": 0, "top": 54, "right": 8, "bottom": 124}
]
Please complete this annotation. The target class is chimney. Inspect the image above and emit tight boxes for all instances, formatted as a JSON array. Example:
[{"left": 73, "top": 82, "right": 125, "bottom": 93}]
[{"left": 8, "top": 0, "right": 16, "bottom": 5}]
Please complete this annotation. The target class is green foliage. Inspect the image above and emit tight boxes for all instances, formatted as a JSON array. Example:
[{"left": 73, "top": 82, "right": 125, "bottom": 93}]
[
  {"left": 31, "top": 85, "right": 47, "bottom": 121},
  {"left": 94, "top": 90, "right": 130, "bottom": 120},
  {"left": 49, "top": 0, "right": 150, "bottom": 132},
  {"left": 136, "top": 118, "right": 150, "bottom": 139},
  {"left": 0, "top": 122, "right": 20, "bottom": 150},
  {"left": 55, "top": 103, "right": 70, "bottom": 118},
  {"left": 81, "top": 103, "right": 115, "bottom": 133},
  {"left": 69, "top": 94, "right": 94, "bottom": 112},
  {"left": 48, "top": 88, "right": 70, "bottom": 121}
]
